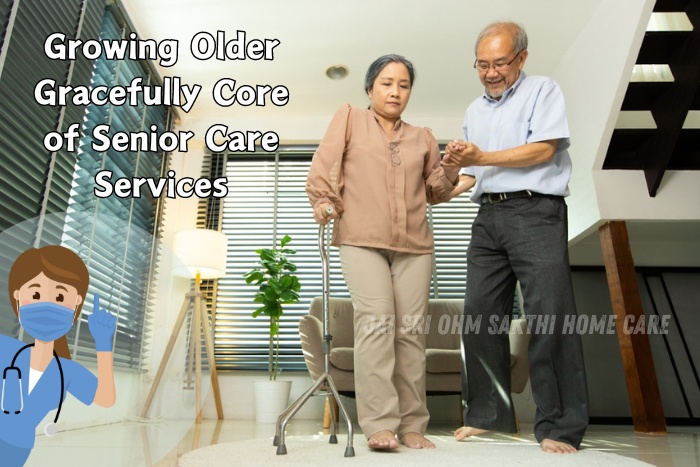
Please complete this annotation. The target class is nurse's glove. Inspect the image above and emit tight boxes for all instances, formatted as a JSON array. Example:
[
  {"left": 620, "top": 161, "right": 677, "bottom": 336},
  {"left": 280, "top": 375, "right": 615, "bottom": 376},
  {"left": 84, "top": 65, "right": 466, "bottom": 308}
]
[{"left": 88, "top": 294, "right": 117, "bottom": 352}]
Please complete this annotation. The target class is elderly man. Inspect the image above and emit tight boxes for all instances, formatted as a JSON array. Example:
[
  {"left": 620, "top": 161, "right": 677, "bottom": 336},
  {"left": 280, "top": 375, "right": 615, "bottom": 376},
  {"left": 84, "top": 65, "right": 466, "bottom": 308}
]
[{"left": 443, "top": 21, "right": 589, "bottom": 453}]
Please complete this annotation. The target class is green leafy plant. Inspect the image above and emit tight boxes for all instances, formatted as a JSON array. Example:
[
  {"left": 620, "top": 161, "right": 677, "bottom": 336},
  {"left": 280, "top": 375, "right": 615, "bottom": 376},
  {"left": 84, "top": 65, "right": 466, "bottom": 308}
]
[{"left": 243, "top": 235, "right": 301, "bottom": 381}]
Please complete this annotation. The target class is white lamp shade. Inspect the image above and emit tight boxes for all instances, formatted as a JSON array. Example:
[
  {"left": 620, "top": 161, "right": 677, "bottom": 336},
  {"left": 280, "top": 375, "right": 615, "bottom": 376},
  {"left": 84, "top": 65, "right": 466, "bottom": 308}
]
[{"left": 172, "top": 229, "right": 228, "bottom": 279}]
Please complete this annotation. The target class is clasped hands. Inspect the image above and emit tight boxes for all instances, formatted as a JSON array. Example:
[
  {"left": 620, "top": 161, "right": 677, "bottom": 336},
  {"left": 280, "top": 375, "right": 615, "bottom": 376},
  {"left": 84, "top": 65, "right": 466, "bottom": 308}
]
[{"left": 441, "top": 140, "right": 483, "bottom": 169}]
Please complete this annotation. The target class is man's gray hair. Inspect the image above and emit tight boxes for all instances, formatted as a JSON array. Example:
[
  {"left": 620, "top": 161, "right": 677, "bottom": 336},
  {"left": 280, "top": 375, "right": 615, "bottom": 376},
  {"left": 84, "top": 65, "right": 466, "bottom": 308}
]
[{"left": 475, "top": 22, "right": 528, "bottom": 56}]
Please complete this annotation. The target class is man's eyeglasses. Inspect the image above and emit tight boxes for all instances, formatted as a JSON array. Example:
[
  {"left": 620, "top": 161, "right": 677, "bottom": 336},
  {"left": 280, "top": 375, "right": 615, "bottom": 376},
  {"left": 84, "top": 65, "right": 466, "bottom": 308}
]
[{"left": 473, "top": 50, "right": 522, "bottom": 73}]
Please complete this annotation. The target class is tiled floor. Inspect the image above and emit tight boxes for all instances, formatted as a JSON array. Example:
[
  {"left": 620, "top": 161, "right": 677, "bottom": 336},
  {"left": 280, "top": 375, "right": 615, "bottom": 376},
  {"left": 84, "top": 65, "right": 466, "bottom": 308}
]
[{"left": 26, "top": 419, "right": 700, "bottom": 466}]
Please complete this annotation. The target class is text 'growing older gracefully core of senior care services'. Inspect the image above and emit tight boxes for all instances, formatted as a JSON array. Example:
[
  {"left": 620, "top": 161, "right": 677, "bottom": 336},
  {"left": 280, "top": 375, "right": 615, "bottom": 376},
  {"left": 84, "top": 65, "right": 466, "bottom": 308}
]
[{"left": 36, "top": 30, "right": 289, "bottom": 199}]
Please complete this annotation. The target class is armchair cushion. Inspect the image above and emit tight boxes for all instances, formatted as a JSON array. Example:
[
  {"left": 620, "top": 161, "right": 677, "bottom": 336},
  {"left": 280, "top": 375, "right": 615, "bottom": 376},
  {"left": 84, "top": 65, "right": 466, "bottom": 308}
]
[
  {"left": 329, "top": 347, "right": 353, "bottom": 371},
  {"left": 425, "top": 349, "right": 461, "bottom": 374}
]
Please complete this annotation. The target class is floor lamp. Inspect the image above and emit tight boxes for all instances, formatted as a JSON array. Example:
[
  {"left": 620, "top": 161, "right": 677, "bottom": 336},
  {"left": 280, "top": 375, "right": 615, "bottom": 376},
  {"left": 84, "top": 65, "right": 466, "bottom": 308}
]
[{"left": 141, "top": 228, "right": 226, "bottom": 423}]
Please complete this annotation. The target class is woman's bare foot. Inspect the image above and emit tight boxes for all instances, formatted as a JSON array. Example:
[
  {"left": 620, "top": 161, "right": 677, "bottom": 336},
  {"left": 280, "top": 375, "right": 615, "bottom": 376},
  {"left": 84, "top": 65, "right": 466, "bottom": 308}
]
[
  {"left": 454, "top": 426, "right": 489, "bottom": 441},
  {"left": 400, "top": 432, "right": 436, "bottom": 449},
  {"left": 367, "top": 430, "right": 400, "bottom": 450},
  {"left": 540, "top": 438, "right": 578, "bottom": 454}
]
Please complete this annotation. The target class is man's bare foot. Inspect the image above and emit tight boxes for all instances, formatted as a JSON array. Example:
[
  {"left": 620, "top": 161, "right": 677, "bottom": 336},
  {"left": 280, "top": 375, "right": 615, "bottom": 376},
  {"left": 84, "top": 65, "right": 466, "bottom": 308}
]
[
  {"left": 367, "top": 430, "right": 400, "bottom": 450},
  {"left": 400, "top": 432, "right": 436, "bottom": 449},
  {"left": 540, "top": 438, "right": 578, "bottom": 454},
  {"left": 454, "top": 426, "right": 489, "bottom": 441}
]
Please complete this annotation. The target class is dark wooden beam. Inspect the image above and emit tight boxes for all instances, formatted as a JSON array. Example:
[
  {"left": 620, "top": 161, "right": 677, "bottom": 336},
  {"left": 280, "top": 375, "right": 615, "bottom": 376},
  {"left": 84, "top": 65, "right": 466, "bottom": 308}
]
[
  {"left": 672, "top": 129, "right": 700, "bottom": 169},
  {"left": 599, "top": 221, "right": 667, "bottom": 434},
  {"left": 636, "top": 31, "right": 688, "bottom": 64},
  {"left": 603, "top": 129, "right": 653, "bottom": 170},
  {"left": 653, "top": 0, "right": 689, "bottom": 12},
  {"left": 692, "top": 86, "right": 700, "bottom": 110},
  {"left": 621, "top": 82, "right": 673, "bottom": 111},
  {"left": 644, "top": 1, "right": 700, "bottom": 195}
]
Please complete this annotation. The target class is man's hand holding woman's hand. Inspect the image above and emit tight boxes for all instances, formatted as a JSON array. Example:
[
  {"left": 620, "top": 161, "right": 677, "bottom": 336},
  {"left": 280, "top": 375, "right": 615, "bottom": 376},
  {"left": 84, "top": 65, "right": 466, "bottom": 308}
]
[{"left": 442, "top": 140, "right": 483, "bottom": 168}]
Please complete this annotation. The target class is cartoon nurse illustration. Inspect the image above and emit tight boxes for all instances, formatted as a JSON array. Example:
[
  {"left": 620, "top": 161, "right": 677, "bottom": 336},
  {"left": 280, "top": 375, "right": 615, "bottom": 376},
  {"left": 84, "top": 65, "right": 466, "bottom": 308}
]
[{"left": 1, "top": 245, "right": 116, "bottom": 466}]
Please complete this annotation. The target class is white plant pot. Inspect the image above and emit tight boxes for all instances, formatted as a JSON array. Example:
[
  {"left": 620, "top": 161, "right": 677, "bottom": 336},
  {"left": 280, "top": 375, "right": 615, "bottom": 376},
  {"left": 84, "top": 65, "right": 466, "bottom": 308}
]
[{"left": 253, "top": 380, "right": 292, "bottom": 423}]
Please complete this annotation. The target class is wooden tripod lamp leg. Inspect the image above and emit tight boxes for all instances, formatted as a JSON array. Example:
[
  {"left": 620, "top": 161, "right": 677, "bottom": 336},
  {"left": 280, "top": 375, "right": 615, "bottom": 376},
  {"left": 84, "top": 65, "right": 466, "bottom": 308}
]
[
  {"left": 194, "top": 292, "right": 203, "bottom": 424},
  {"left": 323, "top": 395, "right": 339, "bottom": 429},
  {"left": 141, "top": 294, "right": 193, "bottom": 418},
  {"left": 199, "top": 295, "right": 224, "bottom": 419}
]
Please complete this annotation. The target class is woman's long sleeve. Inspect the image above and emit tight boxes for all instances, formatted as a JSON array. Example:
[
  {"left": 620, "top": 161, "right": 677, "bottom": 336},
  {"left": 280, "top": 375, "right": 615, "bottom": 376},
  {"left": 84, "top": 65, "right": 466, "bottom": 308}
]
[
  {"left": 305, "top": 104, "right": 351, "bottom": 214},
  {"left": 423, "top": 128, "right": 457, "bottom": 204}
]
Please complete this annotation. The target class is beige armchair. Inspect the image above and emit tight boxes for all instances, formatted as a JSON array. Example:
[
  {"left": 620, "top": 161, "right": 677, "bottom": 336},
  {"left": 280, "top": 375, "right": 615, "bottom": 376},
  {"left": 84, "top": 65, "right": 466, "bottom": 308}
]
[{"left": 299, "top": 297, "right": 531, "bottom": 422}]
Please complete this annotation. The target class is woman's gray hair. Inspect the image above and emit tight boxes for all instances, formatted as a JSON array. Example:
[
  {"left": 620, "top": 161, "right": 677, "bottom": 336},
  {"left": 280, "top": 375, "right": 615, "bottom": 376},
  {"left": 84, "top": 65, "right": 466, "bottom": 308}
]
[
  {"left": 364, "top": 54, "right": 415, "bottom": 93},
  {"left": 474, "top": 22, "right": 528, "bottom": 55}
]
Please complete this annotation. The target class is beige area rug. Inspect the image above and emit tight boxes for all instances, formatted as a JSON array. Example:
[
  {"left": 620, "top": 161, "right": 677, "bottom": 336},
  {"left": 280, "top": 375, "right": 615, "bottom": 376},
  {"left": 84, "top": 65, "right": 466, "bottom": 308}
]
[{"left": 178, "top": 435, "right": 653, "bottom": 466}]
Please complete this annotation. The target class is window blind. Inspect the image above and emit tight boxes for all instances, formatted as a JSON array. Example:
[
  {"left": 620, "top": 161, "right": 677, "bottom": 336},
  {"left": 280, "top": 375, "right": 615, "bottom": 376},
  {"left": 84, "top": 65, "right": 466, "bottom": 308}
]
[
  {"left": 0, "top": 0, "right": 13, "bottom": 59},
  {"left": 427, "top": 196, "right": 478, "bottom": 298},
  {"left": 213, "top": 153, "right": 344, "bottom": 371}
]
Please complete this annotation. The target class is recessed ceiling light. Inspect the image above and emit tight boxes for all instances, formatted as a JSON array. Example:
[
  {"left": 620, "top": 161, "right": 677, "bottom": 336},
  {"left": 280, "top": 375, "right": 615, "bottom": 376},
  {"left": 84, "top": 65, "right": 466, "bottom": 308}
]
[{"left": 325, "top": 65, "right": 349, "bottom": 80}]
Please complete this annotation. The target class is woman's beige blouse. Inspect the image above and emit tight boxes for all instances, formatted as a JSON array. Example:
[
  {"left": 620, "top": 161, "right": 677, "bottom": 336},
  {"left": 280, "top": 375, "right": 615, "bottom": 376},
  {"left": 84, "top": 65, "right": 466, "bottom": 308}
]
[{"left": 306, "top": 104, "right": 456, "bottom": 254}]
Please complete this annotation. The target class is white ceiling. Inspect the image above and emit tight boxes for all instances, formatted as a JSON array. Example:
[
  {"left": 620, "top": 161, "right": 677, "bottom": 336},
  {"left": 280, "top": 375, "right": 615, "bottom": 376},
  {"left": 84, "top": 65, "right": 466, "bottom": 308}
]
[{"left": 120, "top": 0, "right": 607, "bottom": 129}]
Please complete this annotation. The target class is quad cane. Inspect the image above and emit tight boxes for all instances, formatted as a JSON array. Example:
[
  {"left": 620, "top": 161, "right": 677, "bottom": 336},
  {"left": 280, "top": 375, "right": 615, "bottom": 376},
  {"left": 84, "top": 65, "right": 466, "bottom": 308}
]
[{"left": 273, "top": 206, "right": 355, "bottom": 457}]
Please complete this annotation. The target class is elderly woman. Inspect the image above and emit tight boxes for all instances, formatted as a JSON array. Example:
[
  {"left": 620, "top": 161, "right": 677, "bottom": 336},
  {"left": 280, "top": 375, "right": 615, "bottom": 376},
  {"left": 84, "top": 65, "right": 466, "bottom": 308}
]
[{"left": 306, "top": 54, "right": 459, "bottom": 450}]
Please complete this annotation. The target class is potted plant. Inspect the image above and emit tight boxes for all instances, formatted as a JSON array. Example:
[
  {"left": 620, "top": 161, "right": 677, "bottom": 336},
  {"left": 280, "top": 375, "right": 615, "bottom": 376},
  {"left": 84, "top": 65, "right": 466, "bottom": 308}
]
[{"left": 244, "top": 234, "right": 301, "bottom": 421}]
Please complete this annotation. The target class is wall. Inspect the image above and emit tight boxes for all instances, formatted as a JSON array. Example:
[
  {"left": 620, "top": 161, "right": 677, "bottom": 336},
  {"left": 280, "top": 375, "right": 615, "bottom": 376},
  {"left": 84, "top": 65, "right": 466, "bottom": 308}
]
[
  {"left": 569, "top": 219, "right": 700, "bottom": 267},
  {"left": 572, "top": 270, "right": 700, "bottom": 420},
  {"left": 594, "top": 171, "right": 700, "bottom": 221}
]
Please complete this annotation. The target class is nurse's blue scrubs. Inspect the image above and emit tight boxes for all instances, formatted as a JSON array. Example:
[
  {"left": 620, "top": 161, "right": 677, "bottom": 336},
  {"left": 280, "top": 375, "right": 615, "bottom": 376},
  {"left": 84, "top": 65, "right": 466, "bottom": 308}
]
[{"left": 0, "top": 334, "right": 97, "bottom": 466}]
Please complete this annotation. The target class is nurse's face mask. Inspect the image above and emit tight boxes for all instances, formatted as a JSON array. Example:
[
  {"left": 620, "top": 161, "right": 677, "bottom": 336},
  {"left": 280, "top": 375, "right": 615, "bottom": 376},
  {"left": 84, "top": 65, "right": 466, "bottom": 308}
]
[{"left": 19, "top": 300, "right": 77, "bottom": 342}]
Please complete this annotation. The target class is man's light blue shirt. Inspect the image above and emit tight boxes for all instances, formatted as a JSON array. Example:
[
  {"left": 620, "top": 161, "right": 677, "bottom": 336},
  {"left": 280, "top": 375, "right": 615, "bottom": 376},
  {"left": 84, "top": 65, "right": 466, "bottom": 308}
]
[{"left": 461, "top": 72, "right": 572, "bottom": 202}]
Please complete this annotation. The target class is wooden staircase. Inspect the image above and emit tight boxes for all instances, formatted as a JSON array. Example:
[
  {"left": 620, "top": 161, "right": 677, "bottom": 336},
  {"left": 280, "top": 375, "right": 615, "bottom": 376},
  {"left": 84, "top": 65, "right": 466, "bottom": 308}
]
[{"left": 603, "top": 0, "right": 700, "bottom": 195}]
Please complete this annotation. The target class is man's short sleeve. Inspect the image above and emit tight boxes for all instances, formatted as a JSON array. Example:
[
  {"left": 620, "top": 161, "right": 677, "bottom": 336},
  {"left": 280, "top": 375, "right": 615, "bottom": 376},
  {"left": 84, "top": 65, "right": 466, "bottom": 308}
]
[{"left": 527, "top": 79, "right": 570, "bottom": 151}]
